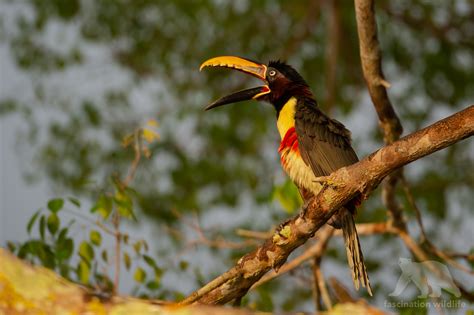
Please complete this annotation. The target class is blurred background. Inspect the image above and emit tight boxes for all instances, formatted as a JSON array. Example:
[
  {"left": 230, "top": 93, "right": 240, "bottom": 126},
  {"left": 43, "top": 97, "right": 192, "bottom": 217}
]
[{"left": 1, "top": 0, "right": 473, "bottom": 313}]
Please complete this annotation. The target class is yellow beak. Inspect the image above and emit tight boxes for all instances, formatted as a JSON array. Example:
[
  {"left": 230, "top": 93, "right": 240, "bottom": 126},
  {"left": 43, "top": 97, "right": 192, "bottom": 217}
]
[
  {"left": 200, "top": 56, "right": 267, "bottom": 80},
  {"left": 200, "top": 56, "right": 270, "bottom": 110}
]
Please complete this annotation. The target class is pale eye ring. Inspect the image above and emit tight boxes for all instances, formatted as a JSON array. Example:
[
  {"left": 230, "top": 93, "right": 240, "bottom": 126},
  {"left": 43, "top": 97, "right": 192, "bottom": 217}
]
[{"left": 268, "top": 70, "right": 276, "bottom": 77}]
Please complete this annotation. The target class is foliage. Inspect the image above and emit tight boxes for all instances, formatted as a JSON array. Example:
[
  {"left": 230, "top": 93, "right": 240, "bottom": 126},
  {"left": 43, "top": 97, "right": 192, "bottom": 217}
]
[
  {"left": 8, "top": 193, "right": 165, "bottom": 298},
  {"left": 7, "top": 126, "right": 165, "bottom": 298}
]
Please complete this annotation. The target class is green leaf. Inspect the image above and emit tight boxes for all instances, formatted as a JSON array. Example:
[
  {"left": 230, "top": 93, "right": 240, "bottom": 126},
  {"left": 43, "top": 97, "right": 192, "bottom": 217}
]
[
  {"left": 47, "top": 213, "right": 60, "bottom": 235},
  {"left": 17, "top": 242, "right": 31, "bottom": 258},
  {"left": 123, "top": 252, "right": 131, "bottom": 270},
  {"left": 122, "top": 234, "right": 129, "bottom": 245},
  {"left": 79, "top": 241, "right": 94, "bottom": 262},
  {"left": 59, "top": 264, "right": 70, "bottom": 278},
  {"left": 101, "top": 250, "right": 108, "bottom": 263},
  {"left": 142, "top": 240, "right": 149, "bottom": 252},
  {"left": 91, "top": 194, "right": 113, "bottom": 219},
  {"left": 27, "top": 210, "right": 41, "bottom": 234},
  {"left": 114, "top": 189, "right": 136, "bottom": 220},
  {"left": 133, "top": 241, "right": 142, "bottom": 255},
  {"left": 154, "top": 266, "right": 163, "bottom": 282},
  {"left": 7, "top": 241, "right": 16, "bottom": 252},
  {"left": 78, "top": 261, "right": 90, "bottom": 284},
  {"left": 57, "top": 228, "right": 68, "bottom": 243},
  {"left": 47, "top": 198, "right": 64, "bottom": 213},
  {"left": 68, "top": 197, "right": 81, "bottom": 207},
  {"left": 37, "top": 243, "right": 55, "bottom": 269},
  {"left": 39, "top": 215, "right": 46, "bottom": 240},
  {"left": 133, "top": 267, "right": 146, "bottom": 283},
  {"left": 89, "top": 230, "right": 102, "bottom": 246},
  {"left": 179, "top": 261, "right": 189, "bottom": 271},
  {"left": 146, "top": 280, "right": 160, "bottom": 290},
  {"left": 56, "top": 238, "right": 74, "bottom": 261},
  {"left": 143, "top": 255, "right": 156, "bottom": 268}
]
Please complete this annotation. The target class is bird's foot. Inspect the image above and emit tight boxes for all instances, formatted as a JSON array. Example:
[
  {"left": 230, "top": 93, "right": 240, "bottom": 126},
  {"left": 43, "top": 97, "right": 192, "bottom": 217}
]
[{"left": 313, "top": 175, "right": 343, "bottom": 189}]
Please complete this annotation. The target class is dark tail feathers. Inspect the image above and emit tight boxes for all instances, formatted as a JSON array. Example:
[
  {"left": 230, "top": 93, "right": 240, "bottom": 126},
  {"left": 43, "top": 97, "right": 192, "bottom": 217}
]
[{"left": 340, "top": 210, "right": 373, "bottom": 296}]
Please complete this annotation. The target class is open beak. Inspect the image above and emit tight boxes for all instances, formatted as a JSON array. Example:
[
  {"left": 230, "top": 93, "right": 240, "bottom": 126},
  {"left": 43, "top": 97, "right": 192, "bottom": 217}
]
[{"left": 200, "top": 56, "right": 270, "bottom": 110}]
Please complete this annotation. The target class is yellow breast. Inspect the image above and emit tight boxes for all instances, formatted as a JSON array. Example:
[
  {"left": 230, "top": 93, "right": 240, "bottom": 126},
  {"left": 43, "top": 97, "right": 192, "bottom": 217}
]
[{"left": 276, "top": 97, "right": 297, "bottom": 139}]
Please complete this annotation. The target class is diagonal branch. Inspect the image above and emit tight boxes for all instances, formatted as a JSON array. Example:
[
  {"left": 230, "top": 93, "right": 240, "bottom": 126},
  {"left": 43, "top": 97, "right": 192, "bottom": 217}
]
[
  {"left": 180, "top": 105, "right": 474, "bottom": 305},
  {"left": 251, "top": 226, "right": 335, "bottom": 290}
]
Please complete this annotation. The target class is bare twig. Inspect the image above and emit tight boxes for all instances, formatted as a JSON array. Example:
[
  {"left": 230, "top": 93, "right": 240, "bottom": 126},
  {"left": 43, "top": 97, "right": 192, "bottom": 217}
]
[
  {"left": 400, "top": 175, "right": 427, "bottom": 240},
  {"left": 189, "top": 237, "right": 257, "bottom": 250},
  {"left": 445, "top": 252, "right": 474, "bottom": 262},
  {"left": 312, "top": 232, "right": 333, "bottom": 311},
  {"left": 112, "top": 212, "right": 121, "bottom": 294},
  {"left": 333, "top": 222, "right": 395, "bottom": 236},
  {"left": 329, "top": 277, "right": 357, "bottom": 303},
  {"left": 400, "top": 176, "right": 474, "bottom": 275},
  {"left": 114, "top": 130, "right": 142, "bottom": 294},
  {"left": 382, "top": 170, "right": 406, "bottom": 231},
  {"left": 236, "top": 229, "right": 272, "bottom": 240},
  {"left": 312, "top": 262, "right": 322, "bottom": 311},
  {"left": 312, "top": 262, "right": 326, "bottom": 311},
  {"left": 181, "top": 213, "right": 259, "bottom": 250},
  {"left": 123, "top": 130, "right": 142, "bottom": 187}
]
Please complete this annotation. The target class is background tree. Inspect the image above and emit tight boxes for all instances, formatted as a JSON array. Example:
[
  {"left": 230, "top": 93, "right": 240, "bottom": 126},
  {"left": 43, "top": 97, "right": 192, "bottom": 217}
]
[{"left": 0, "top": 0, "right": 473, "bottom": 313}]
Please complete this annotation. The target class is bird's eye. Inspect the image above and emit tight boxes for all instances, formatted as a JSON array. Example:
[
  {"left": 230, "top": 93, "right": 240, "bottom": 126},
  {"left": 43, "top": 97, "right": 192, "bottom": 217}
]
[{"left": 268, "top": 70, "right": 276, "bottom": 77}]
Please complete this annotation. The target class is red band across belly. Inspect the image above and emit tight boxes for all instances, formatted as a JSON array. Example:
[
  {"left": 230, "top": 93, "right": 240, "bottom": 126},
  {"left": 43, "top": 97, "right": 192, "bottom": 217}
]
[
  {"left": 278, "top": 126, "right": 298, "bottom": 153},
  {"left": 279, "top": 126, "right": 300, "bottom": 167}
]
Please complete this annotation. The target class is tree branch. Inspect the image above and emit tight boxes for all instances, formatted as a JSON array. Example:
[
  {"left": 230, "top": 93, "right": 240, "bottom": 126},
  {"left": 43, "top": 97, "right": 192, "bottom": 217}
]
[
  {"left": 251, "top": 226, "right": 334, "bottom": 290},
  {"left": 354, "top": 0, "right": 403, "bottom": 143},
  {"left": 180, "top": 105, "right": 473, "bottom": 305},
  {"left": 354, "top": 0, "right": 408, "bottom": 238}
]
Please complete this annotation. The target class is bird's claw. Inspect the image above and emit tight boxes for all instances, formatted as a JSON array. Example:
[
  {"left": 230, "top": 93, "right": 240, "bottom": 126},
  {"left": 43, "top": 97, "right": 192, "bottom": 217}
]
[{"left": 313, "top": 175, "right": 341, "bottom": 189}]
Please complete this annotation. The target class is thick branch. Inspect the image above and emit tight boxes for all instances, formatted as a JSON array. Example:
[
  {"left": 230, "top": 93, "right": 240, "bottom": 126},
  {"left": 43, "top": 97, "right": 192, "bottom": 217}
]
[
  {"left": 252, "top": 226, "right": 335, "bottom": 289},
  {"left": 182, "top": 105, "right": 473, "bottom": 305},
  {"left": 354, "top": 0, "right": 403, "bottom": 143}
]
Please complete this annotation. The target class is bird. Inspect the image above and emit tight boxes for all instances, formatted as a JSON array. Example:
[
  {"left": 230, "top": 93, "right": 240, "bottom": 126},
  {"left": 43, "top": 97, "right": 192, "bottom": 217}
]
[{"left": 200, "top": 56, "right": 372, "bottom": 296}]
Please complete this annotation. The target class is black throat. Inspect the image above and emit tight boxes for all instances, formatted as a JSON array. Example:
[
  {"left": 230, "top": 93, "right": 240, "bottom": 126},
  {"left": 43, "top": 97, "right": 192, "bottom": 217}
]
[
  {"left": 272, "top": 86, "right": 314, "bottom": 118},
  {"left": 272, "top": 93, "right": 293, "bottom": 117}
]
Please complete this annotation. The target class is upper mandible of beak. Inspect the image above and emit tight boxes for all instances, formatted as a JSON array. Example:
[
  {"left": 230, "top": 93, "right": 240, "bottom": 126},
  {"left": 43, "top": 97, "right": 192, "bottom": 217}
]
[{"left": 200, "top": 56, "right": 267, "bottom": 81}]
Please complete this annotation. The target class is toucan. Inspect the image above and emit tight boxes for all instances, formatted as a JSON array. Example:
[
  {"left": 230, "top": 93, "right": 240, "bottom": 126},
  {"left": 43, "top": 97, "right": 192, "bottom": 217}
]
[{"left": 200, "top": 56, "right": 372, "bottom": 296}]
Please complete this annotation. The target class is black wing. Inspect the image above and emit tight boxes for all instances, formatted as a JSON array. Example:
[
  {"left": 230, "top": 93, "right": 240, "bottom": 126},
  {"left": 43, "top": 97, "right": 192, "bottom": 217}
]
[{"left": 295, "top": 100, "right": 358, "bottom": 177}]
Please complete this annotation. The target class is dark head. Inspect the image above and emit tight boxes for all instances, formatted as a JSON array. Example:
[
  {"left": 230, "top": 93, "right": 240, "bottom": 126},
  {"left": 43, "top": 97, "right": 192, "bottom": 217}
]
[{"left": 200, "top": 56, "right": 312, "bottom": 113}]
